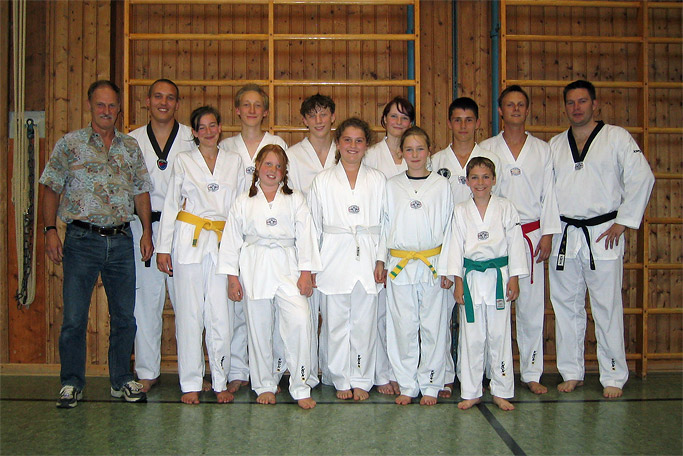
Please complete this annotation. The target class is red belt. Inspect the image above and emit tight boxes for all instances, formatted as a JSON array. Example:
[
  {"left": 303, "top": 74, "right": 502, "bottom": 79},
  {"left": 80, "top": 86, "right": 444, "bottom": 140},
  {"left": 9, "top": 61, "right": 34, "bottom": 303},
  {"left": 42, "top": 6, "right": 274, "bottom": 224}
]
[{"left": 521, "top": 220, "right": 541, "bottom": 284}]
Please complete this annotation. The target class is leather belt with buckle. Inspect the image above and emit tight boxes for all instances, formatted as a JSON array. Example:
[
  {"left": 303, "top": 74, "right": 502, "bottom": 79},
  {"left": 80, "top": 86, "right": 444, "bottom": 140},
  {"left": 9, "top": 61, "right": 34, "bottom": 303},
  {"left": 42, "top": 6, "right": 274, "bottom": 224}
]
[{"left": 71, "top": 220, "right": 130, "bottom": 236}]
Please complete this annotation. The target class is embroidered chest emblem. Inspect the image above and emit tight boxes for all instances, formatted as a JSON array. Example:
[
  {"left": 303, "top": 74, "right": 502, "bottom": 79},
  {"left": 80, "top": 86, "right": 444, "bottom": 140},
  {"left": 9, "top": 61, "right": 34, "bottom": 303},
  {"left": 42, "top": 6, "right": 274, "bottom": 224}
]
[
  {"left": 348, "top": 205, "right": 360, "bottom": 214},
  {"left": 207, "top": 183, "right": 220, "bottom": 192},
  {"left": 477, "top": 231, "right": 489, "bottom": 240},
  {"left": 266, "top": 217, "right": 278, "bottom": 226},
  {"left": 246, "top": 165, "right": 256, "bottom": 175},
  {"left": 410, "top": 200, "right": 422, "bottom": 209},
  {"left": 574, "top": 162, "right": 584, "bottom": 171},
  {"left": 437, "top": 168, "right": 451, "bottom": 179},
  {"left": 510, "top": 167, "right": 521, "bottom": 176},
  {"left": 458, "top": 175, "right": 467, "bottom": 185},
  {"left": 157, "top": 159, "right": 168, "bottom": 170}
]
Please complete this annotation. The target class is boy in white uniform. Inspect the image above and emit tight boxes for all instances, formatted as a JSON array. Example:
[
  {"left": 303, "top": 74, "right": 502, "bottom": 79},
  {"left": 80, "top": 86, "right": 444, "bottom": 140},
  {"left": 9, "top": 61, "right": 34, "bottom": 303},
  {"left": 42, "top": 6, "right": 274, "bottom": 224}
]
[
  {"left": 430, "top": 97, "right": 502, "bottom": 397},
  {"left": 218, "top": 84, "right": 288, "bottom": 392},
  {"left": 549, "top": 80, "right": 654, "bottom": 398},
  {"left": 286, "top": 94, "right": 337, "bottom": 386},
  {"left": 447, "top": 156, "right": 528, "bottom": 411},
  {"left": 364, "top": 96, "right": 415, "bottom": 395},
  {"left": 376, "top": 127, "right": 453, "bottom": 405},
  {"left": 129, "top": 79, "right": 194, "bottom": 392},
  {"left": 219, "top": 145, "right": 321, "bottom": 409},
  {"left": 479, "top": 85, "right": 561, "bottom": 394},
  {"left": 308, "top": 118, "right": 386, "bottom": 401}
]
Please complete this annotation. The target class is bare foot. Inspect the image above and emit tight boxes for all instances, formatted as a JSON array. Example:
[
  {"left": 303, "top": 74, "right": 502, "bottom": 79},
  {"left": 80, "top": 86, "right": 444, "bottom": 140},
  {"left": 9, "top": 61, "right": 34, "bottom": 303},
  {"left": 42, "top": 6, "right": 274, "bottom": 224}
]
[
  {"left": 256, "top": 392, "right": 277, "bottom": 405},
  {"left": 603, "top": 386, "right": 623, "bottom": 398},
  {"left": 336, "top": 389, "right": 353, "bottom": 400},
  {"left": 202, "top": 379, "right": 212, "bottom": 392},
  {"left": 525, "top": 381, "right": 548, "bottom": 395},
  {"left": 458, "top": 397, "right": 481, "bottom": 410},
  {"left": 390, "top": 381, "right": 401, "bottom": 395},
  {"left": 492, "top": 396, "right": 515, "bottom": 411},
  {"left": 215, "top": 390, "right": 234, "bottom": 403},
  {"left": 557, "top": 380, "right": 584, "bottom": 393},
  {"left": 227, "top": 380, "right": 248, "bottom": 393},
  {"left": 420, "top": 395, "right": 437, "bottom": 406},
  {"left": 297, "top": 397, "right": 317, "bottom": 409},
  {"left": 353, "top": 388, "right": 369, "bottom": 401},
  {"left": 181, "top": 391, "right": 200, "bottom": 405},
  {"left": 138, "top": 378, "right": 159, "bottom": 393},
  {"left": 439, "top": 384, "right": 453, "bottom": 398},
  {"left": 377, "top": 383, "right": 396, "bottom": 395},
  {"left": 395, "top": 394, "right": 412, "bottom": 405}
]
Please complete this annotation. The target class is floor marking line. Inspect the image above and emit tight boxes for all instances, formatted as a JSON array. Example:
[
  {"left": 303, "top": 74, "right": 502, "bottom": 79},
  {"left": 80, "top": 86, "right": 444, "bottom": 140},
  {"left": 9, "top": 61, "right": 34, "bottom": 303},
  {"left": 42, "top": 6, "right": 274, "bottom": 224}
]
[{"left": 477, "top": 402, "right": 527, "bottom": 456}]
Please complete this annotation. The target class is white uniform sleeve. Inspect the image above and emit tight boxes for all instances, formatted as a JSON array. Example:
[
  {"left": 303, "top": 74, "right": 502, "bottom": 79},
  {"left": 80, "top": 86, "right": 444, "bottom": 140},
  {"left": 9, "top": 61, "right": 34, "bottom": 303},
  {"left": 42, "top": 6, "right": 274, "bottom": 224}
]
[
  {"left": 156, "top": 157, "right": 184, "bottom": 254},
  {"left": 445, "top": 207, "right": 466, "bottom": 278},
  {"left": 307, "top": 176, "right": 324, "bottom": 248},
  {"left": 505, "top": 202, "right": 530, "bottom": 278},
  {"left": 216, "top": 197, "right": 245, "bottom": 276},
  {"left": 376, "top": 185, "right": 390, "bottom": 264},
  {"left": 436, "top": 183, "right": 455, "bottom": 276},
  {"left": 540, "top": 148, "right": 562, "bottom": 236},
  {"left": 614, "top": 131, "right": 655, "bottom": 229},
  {"left": 294, "top": 192, "right": 323, "bottom": 273}
]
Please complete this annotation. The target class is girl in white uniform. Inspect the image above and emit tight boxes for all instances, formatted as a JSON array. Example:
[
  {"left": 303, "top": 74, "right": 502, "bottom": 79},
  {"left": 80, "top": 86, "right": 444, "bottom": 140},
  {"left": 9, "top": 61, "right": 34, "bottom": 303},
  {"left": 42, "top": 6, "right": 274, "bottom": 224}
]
[
  {"left": 364, "top": 97, "right": 414, "bottom": 396},
  {"left": 308, "top": 117, "right": 386, "bottom": 401},
  {"left": 218, "top": 84, "right": 288, "bottom": 392},
  {"left": 446, "top": 156, "right": 528, "bottom": 411},
  {"left": 218, "top": 145, "right": 321, "bottom": 409},
  {"left": 156, "top": 106, "right": 245, "bottom": 405},
  {"left": 376, "top": 127, "right": 453, "bottom": 405}
]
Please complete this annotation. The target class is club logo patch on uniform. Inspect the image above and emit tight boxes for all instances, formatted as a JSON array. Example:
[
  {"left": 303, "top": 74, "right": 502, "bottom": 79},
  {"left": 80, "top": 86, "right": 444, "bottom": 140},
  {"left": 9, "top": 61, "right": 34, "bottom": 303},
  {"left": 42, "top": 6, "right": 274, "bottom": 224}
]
[
  {"left": 510, "top": 167, "right": 521, "bottom": 176},
  {"left": 348, "top": 205, "right": 360, "bottom": 214},
  {"left": 477, "top": 231, "right": 489, "bottom": 240},
  {"left": 574, "top": 162, "right": 584, "bottom": 171},
  {"left": 410, "top": 200, "right": 422, "bottom": 209},
  {"left": 266, "top": 217, "right": 278, "bottom": 226},
  {"left": 437, "top": 168, "right": 451, "bottom": 179},
  {"left": 458, "top": 175, "right": 467, "bottom": 185},
  {"left": 157, "top": 159, "right": 168, "bottom": 170},
  {"left": 246, "top": 166, "right": 256, "bottom": 175},
  {"left": 207, "top": 183, "right": 220, "bottom": 192}
]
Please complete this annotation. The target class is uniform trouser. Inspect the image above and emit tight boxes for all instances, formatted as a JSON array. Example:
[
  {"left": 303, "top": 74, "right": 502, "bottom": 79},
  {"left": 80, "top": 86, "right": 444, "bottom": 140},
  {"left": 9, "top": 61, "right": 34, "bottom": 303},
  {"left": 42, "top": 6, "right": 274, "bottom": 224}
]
[
  {"left": 317, "top": 290, "right": 333, "bottom": 385},
  {"left": 549, "top": 250, "right": 628, "bottom": 389},
  {"left": 515, "top": 242, "right": 545, "bottom": 384},
  {"left": 60, "top": 223, "right": 136, "bottom": 390},
  {"left": 244, "top": 292, "right": 314, "bottom": 400},
  {"left": 132, "top": 218, "right": 175, "bottom": 381},
  {"left": 458, "top": 302, "right": 514, "bottom": 400},
  {"left": 445, "top": 292, "right": 457, "bottom": 384},
  {"left": 374, "top": 287, "right": 396, "bottom": 385},
  {"left": 323, "top": 282, "right": 378, "bottom": 391},
  {"left": 173, "top": 256, "right": 231, "bottom": 393},
  {"left": 386, "top": 281, "right": 448, "bottom": 398},
  {"left": 229, "top": 299, "right": 250, "bottom": 382}
]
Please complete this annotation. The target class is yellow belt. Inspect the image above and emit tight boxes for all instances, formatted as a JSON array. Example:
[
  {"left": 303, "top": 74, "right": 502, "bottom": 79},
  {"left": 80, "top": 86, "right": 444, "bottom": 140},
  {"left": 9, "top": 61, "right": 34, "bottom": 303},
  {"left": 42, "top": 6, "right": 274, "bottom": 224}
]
[
  {"left": 176, "top": 210, "right": 226, "bottom": 247},
  {"left": 389, "top": 245, "right": 442, "bottom": 279}
]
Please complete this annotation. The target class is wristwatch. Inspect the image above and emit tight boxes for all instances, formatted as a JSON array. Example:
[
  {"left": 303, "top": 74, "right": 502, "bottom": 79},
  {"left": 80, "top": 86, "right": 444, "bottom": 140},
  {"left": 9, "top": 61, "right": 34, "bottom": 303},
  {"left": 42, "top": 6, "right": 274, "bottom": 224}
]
[{"left": 43, "top": 225, "right": 57, "bottom": 234}]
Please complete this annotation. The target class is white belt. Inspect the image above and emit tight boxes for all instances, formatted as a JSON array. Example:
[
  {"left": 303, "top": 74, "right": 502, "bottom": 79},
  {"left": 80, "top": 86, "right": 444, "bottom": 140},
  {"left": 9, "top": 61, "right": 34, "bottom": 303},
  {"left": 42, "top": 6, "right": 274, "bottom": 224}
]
[
  {"left": 323, "top": 224, "right": 380, "bottom": 261},
  {"left": 244, "top": 235, "right": 295, "bottom": 248}
]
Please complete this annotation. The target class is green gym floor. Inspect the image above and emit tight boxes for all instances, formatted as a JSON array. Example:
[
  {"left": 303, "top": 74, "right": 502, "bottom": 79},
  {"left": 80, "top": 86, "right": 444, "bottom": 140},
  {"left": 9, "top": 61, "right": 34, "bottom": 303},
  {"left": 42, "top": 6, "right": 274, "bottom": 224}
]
[{"left": 0, "top": 372, "right": 681, "bottom": 455}]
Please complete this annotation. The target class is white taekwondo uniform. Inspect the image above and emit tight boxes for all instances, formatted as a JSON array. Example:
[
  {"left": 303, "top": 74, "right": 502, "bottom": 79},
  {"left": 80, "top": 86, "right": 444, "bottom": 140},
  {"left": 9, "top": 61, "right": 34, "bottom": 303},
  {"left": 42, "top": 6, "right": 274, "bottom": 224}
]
[
  {"left": 480, "top": 132, "right": 561, "bottom": 384},
  {"left": 156, "top": 147, "right": 245, "bottom": 393},
  {"left": 217, "top": 186, "right": 322, "bottom": 400},
  {"left": 128, "top": 121, "right": 194, "bottom": 381},
  {"left": 308, "top": 162, "right": 386, "bottom": 392},
  {"left": 379, "top": 171, "right": 453, "bottom": 398},
  {"left": 219, "top": 132, "right": 288, "bottom": 383},
  {"left": 548, "top": 122, "right": 654, "bottom": 389},
  {"left": 446, "top": 195, "right": 528, "bottom": 400}
]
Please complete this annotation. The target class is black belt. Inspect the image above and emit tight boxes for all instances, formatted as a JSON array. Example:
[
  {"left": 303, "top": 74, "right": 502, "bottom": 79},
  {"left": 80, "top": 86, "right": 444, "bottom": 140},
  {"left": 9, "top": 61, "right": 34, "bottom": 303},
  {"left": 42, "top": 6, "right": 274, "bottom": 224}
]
[
  {"left": 556, "top": 211, "right": 618, "bottom": 271},
  {"left": 71, "top": 220, "right": 130, "bottom": 236}
]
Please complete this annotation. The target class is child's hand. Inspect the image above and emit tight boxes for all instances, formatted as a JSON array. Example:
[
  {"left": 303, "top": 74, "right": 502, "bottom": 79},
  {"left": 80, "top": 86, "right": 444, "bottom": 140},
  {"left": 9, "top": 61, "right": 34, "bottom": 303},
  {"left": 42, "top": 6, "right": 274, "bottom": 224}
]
[
  {"left": 374, "top": 261, "right": 387, "bottom": 284},
  {"left": 228, "top": 275, "right": 243, "bottom": 302},
  {"left": 506, "top": 276, "right": 520, "bottom": 302},
  {"left": 454, "top": 276, "right": 464, "bottom": 305},
  {"left": 298, "top": 271, "right": 314, "bottom": 297},
  {"left": 441, "top": 276, "right": 453, "bottom": 290},
  {"left": 157, "top": 253, "right": 173, "bottom": 277}
]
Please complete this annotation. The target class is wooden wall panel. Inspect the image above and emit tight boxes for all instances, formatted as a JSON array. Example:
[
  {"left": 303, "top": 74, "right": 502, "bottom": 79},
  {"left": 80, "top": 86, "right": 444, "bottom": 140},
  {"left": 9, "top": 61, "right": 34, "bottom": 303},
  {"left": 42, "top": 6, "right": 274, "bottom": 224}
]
[{"left": 0, "top": 0, "right": 10, "bottom": 363}]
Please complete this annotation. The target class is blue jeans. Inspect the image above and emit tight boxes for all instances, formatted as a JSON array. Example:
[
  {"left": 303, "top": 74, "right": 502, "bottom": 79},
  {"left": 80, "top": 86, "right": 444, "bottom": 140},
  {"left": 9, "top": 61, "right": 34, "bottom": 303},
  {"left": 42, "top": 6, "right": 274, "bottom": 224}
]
[{"left": 60, "top": 223, "right": 137, "bottom": 390}]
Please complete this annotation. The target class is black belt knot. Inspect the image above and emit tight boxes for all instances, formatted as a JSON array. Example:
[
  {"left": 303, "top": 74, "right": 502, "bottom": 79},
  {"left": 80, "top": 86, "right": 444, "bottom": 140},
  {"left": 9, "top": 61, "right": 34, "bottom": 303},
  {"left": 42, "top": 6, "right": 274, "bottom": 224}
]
[
  {"left": 71, "top": 220, "right": 130, "bottom": 236},
  {"left": 556, "top": 211, "right": 618, "bottom": 271}
]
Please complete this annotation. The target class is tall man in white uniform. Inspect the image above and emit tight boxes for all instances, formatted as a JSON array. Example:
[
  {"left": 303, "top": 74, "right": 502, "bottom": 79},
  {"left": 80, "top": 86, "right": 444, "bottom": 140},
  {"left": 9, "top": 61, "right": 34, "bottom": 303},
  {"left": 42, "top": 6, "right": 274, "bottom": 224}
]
[
  {"left": 128, "top": 79, "right": 194, "bottom": 392},
  {"left": 287, "top": 94, "right": 337, "bottom": 386},
  {"left": 549, "top": 80, "right": 654, "bottom": 398},
  {"left": 480, "top": 85, "right": 561, "bottom": 394},
  {"left": 430, "top": 97, "right": 501, "bottom": 397}
]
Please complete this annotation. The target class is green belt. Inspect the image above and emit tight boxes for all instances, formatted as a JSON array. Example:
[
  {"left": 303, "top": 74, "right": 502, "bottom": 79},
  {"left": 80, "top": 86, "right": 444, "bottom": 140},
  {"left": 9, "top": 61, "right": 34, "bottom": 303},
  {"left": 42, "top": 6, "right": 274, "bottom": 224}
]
[{"left": 462, "top": 256, "right": 509, "bottom": 323}]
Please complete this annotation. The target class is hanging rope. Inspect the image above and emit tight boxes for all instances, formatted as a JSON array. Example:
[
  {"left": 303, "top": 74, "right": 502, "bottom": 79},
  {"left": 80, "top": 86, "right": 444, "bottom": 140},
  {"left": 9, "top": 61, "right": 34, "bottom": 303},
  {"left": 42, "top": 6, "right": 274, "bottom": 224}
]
[{"left": 12, "top": 0, "right": 39, "bottom": 308}]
